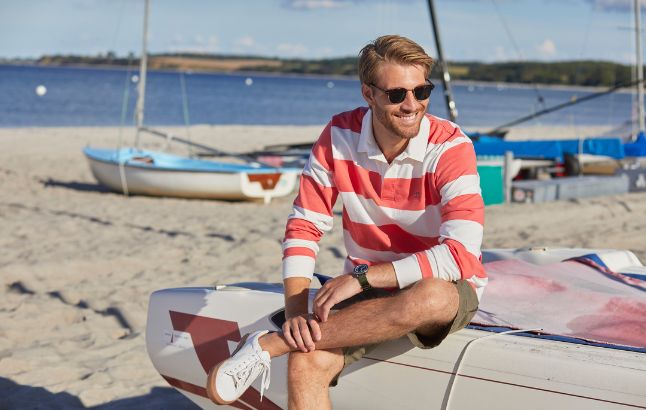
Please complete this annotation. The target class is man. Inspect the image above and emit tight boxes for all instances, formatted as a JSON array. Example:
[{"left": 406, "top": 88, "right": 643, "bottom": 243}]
[{"left": 207, "top": 35, "right": 486, "bottom": 409}]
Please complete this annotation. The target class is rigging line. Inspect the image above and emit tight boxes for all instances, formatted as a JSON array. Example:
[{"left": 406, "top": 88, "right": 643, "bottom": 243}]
[
  {"left": 489, "top": 0, "right": 546, "bottom": 109},
  {"left": 117, "top": 54, "right": 134, "bottom": 152},
  {"left": 486, "top": 78, "right": 646, "bottom": 135},
  {"left": 572, "top": 6, "right": 595, "bottom": 87},
  {"left": 490, "top": 0, "right": 524, "bottom": 61},
  {"left": 566, "top": 7, "right": 595, "bottom": 138},
  {"left": 444, "top": 328, "right": 543, "bottom": 410},
  {"left": 179, "top": 72, "right": 193, "bottom": 157},
  {"left": 117, "top": 55, "right": 134, "bottom": 196},
  {"left": 108, "top": 0, "right": 128, "bottom": 58}
]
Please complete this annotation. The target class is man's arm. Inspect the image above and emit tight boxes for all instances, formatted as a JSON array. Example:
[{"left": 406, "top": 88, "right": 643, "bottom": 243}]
[
  {"left": 280, "top": 122, "right": 338, "bottom": 351},
  {"left": 284, "top": 277, "right": 311, "bottom": 318},
  {"left": 312, "top": 262, "right": 397, "bottom": 322},
  {"left": 392, "top": 133, "right": 486, "bottom": 295},
  {"left": 281, "top": 277, "right": 322, "bottom": 352}
]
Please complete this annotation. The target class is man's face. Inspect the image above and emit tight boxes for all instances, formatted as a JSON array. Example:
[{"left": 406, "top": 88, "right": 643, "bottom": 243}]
[{"left": 362, "top": 62, "right": 430, "bottom": 142}]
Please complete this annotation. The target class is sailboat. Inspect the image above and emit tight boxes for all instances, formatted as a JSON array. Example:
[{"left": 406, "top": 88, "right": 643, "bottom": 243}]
[{"left": 83, "top": 0, "right": 300, "bottom": 203}]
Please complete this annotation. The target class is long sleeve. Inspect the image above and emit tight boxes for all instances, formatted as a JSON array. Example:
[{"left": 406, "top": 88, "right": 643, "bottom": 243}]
[
  {"left": 282, "top": 122, "right": 339, "bottom": 280},
  {"left": 391, "top": 132, "right": 487, "bottom": 299}
]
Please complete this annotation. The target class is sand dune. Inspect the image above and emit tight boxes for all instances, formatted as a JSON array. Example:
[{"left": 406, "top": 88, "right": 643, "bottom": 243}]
[{"left": 1, "top": 125, "right": 644, "bottom": 408}]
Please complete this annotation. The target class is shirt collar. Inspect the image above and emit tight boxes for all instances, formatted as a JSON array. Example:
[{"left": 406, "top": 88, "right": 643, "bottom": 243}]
[{"left": 358, "top": 109, "right": 429, "bottom": 163}]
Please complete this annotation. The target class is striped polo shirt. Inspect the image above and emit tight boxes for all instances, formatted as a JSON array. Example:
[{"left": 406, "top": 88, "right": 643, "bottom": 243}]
[{"left": 282, "top": 107, "right": 487, "bottom": 300}]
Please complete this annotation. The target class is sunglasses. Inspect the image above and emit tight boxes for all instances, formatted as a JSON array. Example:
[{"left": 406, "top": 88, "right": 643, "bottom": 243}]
[{"left": 369, "top": 81, "right": 435, "bottom": 104}]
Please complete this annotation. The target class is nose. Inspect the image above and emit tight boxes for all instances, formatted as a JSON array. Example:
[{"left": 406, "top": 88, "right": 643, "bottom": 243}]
[{"left": 400, "top": 89, "right": 420, "bottom": 111}]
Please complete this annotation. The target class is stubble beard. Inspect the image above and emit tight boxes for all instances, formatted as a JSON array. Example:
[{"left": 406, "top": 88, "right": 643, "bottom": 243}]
[{"left": 374, "top": 108, "right": 423, "bottom": 141}]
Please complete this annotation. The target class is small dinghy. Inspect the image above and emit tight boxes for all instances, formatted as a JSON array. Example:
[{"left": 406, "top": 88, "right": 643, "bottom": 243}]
[{"left": 84, "top": 147, "right": 300, "bottom": 203}]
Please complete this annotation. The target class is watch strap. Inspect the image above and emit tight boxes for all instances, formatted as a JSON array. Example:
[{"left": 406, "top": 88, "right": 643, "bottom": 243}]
[{"left": 353, "top": 264, "right": 372, "bottom": 291}]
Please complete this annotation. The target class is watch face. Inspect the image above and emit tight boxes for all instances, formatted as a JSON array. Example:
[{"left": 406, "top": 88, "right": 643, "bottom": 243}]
[{"left": 354, "top": 264, "right": 369, "bottom": 274}]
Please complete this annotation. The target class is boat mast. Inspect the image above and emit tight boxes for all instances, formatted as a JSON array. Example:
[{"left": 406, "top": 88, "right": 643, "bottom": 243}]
[
  {"left": 635, "top": 0, "right": 645, "bottom": 138},
  {"left": 134, "top": 0, "right": 150, "bottom": 148},
  {"left": 426, "top": 0, "right": 458, "bottom": 122}
]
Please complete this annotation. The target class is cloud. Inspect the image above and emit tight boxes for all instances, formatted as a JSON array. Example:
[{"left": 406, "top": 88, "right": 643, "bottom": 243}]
[
  {"left": 316, "top": 47, "right": 335, "bottom": 56},
  {"left": 235, "top": 36, "right": 255, "bottom": 48},
  {"left": 277, "top": 43, "right": 308, "bottom": 56},
  {"left": 537, "top": 39, "right": 556, "bottom": 58},
  {"left": 284, "top": 0, "right": 352, "bottom": 10},
  {"left": 583, "top": 0, "right": 645, "bottom": 12},
  {"left": 282, "top": 0, "right": 419, "bottom": 10},
  {"left": 494, "top": 45, "right": 510, "bottom": 61},
  {"left": 169, "top": 34, "right": 219, "bottom": 54}
]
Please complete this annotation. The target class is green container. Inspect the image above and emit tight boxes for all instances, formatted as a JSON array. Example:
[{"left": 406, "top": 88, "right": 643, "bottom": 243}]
[{"left": 477, "top": 160, "right": 505, "bottom": 206}]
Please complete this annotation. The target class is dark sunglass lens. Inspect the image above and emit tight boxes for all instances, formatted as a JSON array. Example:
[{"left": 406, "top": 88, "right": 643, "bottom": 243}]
[
  {"left": 386, "top": 88, "right": 407, "bottom": 104},
  {"left": 414, "top": 85, "right": 433, "bottom": 101}
]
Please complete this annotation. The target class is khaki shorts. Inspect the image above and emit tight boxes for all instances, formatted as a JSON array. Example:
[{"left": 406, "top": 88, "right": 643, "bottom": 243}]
[{"left": 331, "top": 279, "right": 479, "bottom": 386}]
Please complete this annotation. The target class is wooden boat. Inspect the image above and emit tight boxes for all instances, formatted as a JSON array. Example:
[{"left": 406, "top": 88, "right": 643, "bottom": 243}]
[
  {"left": 84, "top": 147, "right": 299, "bottom": 203},
  {"left": 146, "top": 247, "right": 646, "bottom": 409}
]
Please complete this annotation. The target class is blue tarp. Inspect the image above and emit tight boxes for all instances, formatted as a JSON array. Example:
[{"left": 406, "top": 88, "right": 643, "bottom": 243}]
[
  {"left": 473, "top": 139, "right": 562, "bottom": 160},
  {"left": 472, "top": 137, "right": 628, "bottom": 161},
  {"left": 624, "top": 132, "right": 646, "bottom": 157},
  {"left": 560, "top": 138, "right": 625, "bottom": 159}
]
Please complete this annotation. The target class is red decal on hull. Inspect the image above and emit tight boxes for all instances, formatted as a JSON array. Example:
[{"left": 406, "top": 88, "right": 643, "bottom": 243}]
[{"left": 166, "top": 311, "right": 283, "bottom": 410}]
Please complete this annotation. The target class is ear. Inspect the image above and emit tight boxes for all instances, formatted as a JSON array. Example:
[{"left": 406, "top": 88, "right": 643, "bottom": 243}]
[{"left": 361, "top": 83, "right": 375, "bottom": 107}]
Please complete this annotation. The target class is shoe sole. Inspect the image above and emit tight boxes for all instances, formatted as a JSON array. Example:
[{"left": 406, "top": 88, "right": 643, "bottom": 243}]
[
  {"left": 205, "top": 333, "right": 251, "bottom": 405},
  {"left": 206, "top": 360, "right": 232, "bottom": 404}
]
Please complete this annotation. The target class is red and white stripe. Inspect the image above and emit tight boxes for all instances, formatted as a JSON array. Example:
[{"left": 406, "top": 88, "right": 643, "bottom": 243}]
[{"left": 282, "top": 107, "right": 487, "bottom": 300}]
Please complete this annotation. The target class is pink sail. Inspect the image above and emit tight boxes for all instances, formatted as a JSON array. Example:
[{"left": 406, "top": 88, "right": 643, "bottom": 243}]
[{"left": 474, "top": 259, "right": 646, "bottom": 349}]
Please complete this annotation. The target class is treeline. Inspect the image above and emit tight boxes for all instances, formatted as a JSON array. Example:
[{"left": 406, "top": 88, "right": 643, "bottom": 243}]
[
  {"left": 30, "top": 53, "right": 637, "bottom": 87},
  {"left": 37, "top": 52, "right": 135, "bottom": 67},
  {"left": 449, "top": 61, "right": 633, "bottom": 87},
  {"left": 251, "top": 57, "right": 358, "bottom": 76}
]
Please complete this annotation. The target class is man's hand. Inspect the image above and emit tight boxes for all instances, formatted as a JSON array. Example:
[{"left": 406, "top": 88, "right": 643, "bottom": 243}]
[
  {"left": 313, "top": 273, "right": 362, "bottom": 322},
  {"left": 282, "top": 313, "right": 321, "bottom": 353}
]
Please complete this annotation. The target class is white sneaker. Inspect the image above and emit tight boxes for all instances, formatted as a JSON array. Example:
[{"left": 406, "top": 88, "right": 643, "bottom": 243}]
[{"left": 206, "top": 330, "right": 271, "bottom": 404}]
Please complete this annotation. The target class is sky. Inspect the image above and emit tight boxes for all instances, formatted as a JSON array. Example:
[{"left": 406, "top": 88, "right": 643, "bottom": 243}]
[{"left": 0, "top": 0, "right": 645, "bottom": 64}]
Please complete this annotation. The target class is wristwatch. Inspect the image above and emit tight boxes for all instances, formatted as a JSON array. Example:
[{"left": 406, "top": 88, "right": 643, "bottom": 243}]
[{"left": 352, "top": 264, "right": 372, "bottom": 292}]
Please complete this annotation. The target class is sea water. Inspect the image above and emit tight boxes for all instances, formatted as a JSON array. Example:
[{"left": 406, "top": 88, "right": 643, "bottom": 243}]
[{"left": 0, "top": 64, "right": 635, "bottom": 131}]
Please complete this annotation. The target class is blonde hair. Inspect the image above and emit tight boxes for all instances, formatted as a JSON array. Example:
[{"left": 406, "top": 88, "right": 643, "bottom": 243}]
[{"left": 358, "top": 35, "right": 434, "bottom": 85}]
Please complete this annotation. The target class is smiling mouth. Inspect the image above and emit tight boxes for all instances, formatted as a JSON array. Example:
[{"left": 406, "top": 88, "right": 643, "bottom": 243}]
[{"left": 395, "top": 112, "right": 418, "bottom": 124}]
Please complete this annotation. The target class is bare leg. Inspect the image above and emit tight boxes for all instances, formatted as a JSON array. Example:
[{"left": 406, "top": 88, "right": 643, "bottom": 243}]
[
  {"left": 260, "top": 277, "right": 458, "bottom": 358},
  {"left": 287, "top": 348, "right": 344, "bottom": 410}
]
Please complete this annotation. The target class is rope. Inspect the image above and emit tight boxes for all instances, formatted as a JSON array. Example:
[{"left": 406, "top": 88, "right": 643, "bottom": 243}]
[
  {"left": 117, "top": 55, "right": 133, "bottom": 151},
  {"left": 490, "top": 0, "right": 546, "bottom": 110},
  {"left": 445, "top": 328, "right": 542, "bottom": 410},
  {"left": 116, "top": 54, "right": 134, "bottom": 197},
  {"left": 108, "top": 0, "right": 128, "bottom": 56},
  {"left": 179, "top": 71, "right": 194, "bottom": 157},
  {"left": 118, "top": 155, "right": 130, "bottom": 196}
]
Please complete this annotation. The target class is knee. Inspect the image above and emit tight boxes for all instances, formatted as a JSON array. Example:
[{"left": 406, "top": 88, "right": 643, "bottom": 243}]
[
  {"left": 398, "top": 279, "right": 458, "bottom": 325},
  {"left": 288, "top": 350, "right": 343, "bottom": 382}
]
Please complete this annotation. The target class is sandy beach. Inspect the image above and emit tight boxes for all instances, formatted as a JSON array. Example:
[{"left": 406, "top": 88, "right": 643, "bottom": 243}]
[{"left": 2, "top": 124, "right": 646, "bottom": 409}]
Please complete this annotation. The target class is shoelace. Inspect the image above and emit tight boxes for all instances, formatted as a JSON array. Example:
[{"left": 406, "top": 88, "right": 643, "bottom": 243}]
[{"left": 227, "top": 352, "right": 271, "bottom": 401}]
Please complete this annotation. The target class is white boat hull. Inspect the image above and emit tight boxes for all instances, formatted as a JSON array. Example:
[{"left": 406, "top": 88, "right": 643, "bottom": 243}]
[
  {"left": 84, "top": 150, "right": 299, "bottom": 202},
  {"left": 146, "top": 275, "right": 646, "bottom": 409}
]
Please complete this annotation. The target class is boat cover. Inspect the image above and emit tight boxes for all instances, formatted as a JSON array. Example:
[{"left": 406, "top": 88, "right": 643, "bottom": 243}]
[
  {"left": 473, "top": 258, "right": 646, "bottom": 350},
  {"left": 559, "top": 138, "right": 625, "bottom": 159},
  {"left": 472, "top": 137, "right": 626, "bottom": 161},
  {"left": 473, "top": 138, "right": 563, "bottom": 160},
  {"left": 624, "top": 132, "right": 646, "bottom": 157}
]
